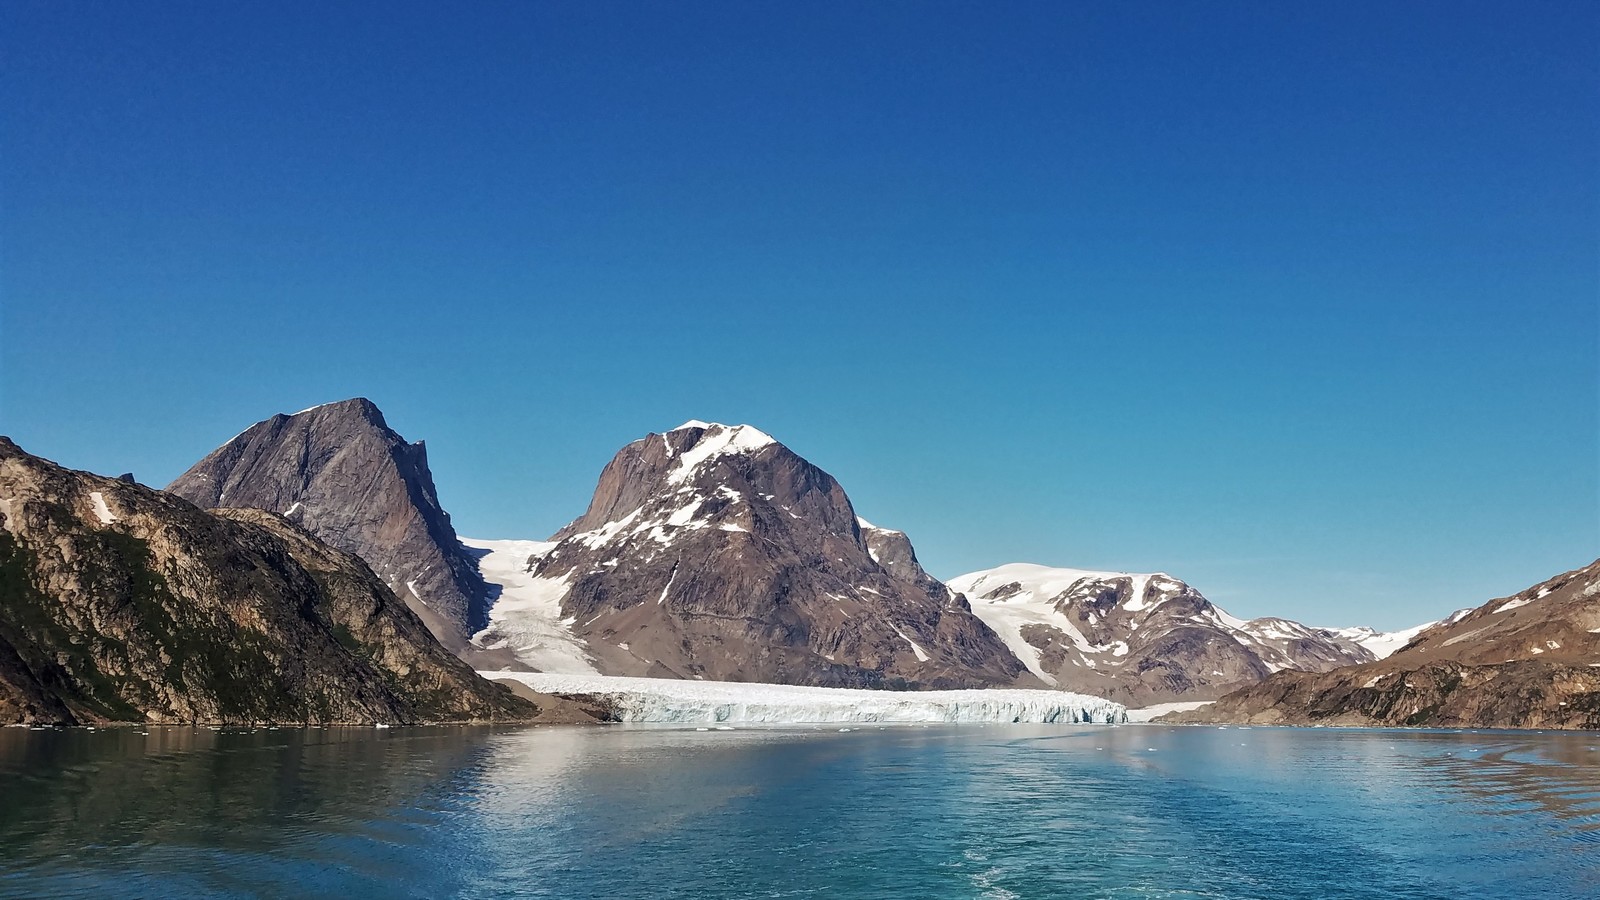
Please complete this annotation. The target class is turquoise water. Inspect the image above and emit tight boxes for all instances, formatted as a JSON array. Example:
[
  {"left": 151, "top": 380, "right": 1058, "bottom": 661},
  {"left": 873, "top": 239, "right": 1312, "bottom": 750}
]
[{"left": 2, "top": 723, "right": 1598, "bottom": 899}]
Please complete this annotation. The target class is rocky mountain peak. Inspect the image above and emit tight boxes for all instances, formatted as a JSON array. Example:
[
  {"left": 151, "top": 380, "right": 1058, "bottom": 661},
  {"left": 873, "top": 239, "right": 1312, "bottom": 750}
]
[
  {"left": 857, "top": 517, "right": 936, "bottom": 585},
  {"left": 166, "top": 399, "right": 487, "bottom": 650},
  {"left": 556, "top": 416, "right": 793, "bottom": 534},
  {"left": 948, "top": 562, "right": 1379, "bottom": 704},
  {"left": 473, "top": 422, "right": 1029, "bottom": 689}
]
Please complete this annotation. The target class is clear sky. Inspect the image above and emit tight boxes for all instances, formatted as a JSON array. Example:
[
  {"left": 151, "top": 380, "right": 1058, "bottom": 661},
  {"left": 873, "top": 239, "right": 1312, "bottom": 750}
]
[{"left": 3, "top": 2, "right": 1596, "bottom": 630}]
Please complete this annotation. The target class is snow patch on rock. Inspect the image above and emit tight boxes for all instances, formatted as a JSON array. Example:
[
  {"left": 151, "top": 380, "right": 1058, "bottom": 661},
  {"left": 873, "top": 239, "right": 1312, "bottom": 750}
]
[
  {"left": 88, "top": 491, "right": 117, "bottom": 525},
  {"left": 666, "top": 423, "right": 775, "bottom": 485},
  {"left": 1124, "top": 700, "right": 1213, "bottom": 723}
]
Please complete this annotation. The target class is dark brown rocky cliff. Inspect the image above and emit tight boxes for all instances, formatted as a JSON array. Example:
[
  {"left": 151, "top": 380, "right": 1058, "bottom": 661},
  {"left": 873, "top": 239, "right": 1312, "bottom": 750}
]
[{"left": 166, "top": 399, "right": 488, "bottom": 652}]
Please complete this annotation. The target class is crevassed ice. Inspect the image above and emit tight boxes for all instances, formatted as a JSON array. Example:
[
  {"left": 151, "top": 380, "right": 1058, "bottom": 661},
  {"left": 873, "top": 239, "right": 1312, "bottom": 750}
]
[
  {"left": 465, "top": 537, "right": 598, "bottom": 674},
  {"left": 483, "top": 672, "right": 1128, "bottom": 725}
]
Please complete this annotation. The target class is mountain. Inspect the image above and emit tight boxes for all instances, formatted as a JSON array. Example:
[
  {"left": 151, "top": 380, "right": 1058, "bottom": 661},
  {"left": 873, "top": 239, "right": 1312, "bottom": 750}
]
[
  {"left": 947, "top": 563, "right": 1382, "bottom": 705},
  {"left": 0, "top": 437, "right": 573, "bottom": 726},
  {"left": 471, "top": 421, "right": 1031, "bottom": 689},
  {"left": 1161, "top": 558, "right": 1600, "bottom": 729},
  {"left": 1321, "top": 610, "right": 1470, "bottom": 660},
  {"left": 166, "top": 399, "right": 489, "bottom": 654}
]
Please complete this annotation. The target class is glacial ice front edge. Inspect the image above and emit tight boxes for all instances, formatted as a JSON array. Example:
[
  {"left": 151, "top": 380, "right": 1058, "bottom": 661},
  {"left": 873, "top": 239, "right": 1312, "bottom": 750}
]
[{"left": 482, "top": 672, "right": 1128, "bottom": 724}]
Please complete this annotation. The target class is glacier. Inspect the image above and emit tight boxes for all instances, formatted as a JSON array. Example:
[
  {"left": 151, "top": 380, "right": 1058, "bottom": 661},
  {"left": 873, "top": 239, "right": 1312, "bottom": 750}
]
[{"left": 482, "top": 672, "right": 1128, "bottom": 725}]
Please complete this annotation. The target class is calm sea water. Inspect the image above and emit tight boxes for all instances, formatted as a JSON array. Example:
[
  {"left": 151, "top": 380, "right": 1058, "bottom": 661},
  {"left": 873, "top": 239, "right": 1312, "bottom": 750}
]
[{"left": 2, "top": 723, "right": 1598, "bottom": 899}]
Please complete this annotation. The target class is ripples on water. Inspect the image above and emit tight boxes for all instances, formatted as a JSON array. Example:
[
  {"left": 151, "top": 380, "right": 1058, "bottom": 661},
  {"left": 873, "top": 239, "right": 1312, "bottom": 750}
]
[{"left": 2, "top": 723, "right": 1597, "bottom": 899}]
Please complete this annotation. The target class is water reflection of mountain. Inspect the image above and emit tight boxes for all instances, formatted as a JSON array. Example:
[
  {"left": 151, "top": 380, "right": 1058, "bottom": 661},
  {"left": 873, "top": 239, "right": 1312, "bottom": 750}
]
[
  {"left": 1404, "top": 732, "right": 1600, "bottom": 834},
  {"left": 0, "top": 726, "right": 499, "bottom": 893},
  {"left": 5, "top": 725, "right": 1599, "bottom": 897}
]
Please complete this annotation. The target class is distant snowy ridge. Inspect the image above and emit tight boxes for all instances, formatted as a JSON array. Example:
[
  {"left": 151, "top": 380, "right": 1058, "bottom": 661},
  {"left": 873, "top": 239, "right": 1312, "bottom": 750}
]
[
  {"left": 948, "top": 562, "right": 1391, "bottom": 703},
  {"left": 951, "top": 561, "right": 1422, "bottom": 671},
  {"left": 1323, "top": 621, "right": 1446, "bottom": 660},
  {"left": 484, "top": 672, "right": 1127, "bottom": 724}
]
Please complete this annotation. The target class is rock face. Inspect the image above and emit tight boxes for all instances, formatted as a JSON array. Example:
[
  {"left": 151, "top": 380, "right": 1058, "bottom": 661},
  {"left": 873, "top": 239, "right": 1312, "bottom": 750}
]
[
  {"left": 0, "top": 437, "right": 546, "bottom": 726},
  {"left": 472, "top": 422, "right": 1031, "bottom": 689},
  {"left": 166, "top": 399, "right": 487, "bottom": 652},
  {"left": 1161, "top": 558, "right": 1600, "bottom": 729},
  {"left": 947, "top": 563, "right": 1381, "bottom": 705}
]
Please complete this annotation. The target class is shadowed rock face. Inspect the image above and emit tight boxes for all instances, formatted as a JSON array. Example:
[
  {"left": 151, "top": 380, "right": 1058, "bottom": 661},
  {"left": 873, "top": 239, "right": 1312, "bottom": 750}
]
[
  {"left": 1160, "top": 558, "right": 1600, "bottom": 729},
  {"left": 949, "top": 564, "right": 1378, "bottom": 705},
  {"left": 0, "top": 437, "right": 546, "bottom": 726},
  {"left": 166, "top": 399, "right": 488, "bottom": 649},
  {"left": 475, "top": 422, "right": 1031, "bottom": 689}
]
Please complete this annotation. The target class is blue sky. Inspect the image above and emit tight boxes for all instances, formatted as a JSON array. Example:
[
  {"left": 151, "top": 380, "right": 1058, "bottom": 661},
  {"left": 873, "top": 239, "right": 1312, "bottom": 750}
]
[{"left": 4, "top": 1, "right": 1596, "bottom": 630}]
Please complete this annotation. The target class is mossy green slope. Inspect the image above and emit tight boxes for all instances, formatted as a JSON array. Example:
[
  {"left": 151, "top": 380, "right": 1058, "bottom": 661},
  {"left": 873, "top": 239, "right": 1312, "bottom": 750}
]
[{"left": 0, "top": 437, "right": 540, "bottom": 726}]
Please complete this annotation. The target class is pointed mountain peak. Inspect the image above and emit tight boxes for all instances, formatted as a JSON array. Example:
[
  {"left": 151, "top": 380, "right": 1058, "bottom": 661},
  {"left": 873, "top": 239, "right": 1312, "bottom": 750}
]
[
  {"left": 663, "top": 423, "right": 776, "bottom": 484},
  {"left": 663, "top": 420, "right": 776, "bottom": 447},
  {"left": 856, "top": 516, "right": 902, "bottom": 535},
  {"left": 487, "top": 423, "right": 1028, "bottom": 688},
  {"left": 289, "top": 397, "right": 387, "bottom": 425},
  {"left": 167, "top": 399, "right": 487, "bottom": 646}
]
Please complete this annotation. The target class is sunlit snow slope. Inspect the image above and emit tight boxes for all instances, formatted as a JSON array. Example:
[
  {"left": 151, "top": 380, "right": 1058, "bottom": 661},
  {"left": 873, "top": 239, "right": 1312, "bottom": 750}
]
[
  {"left": 948, "top": 563, "right": 1385, "bottom": 704},
  {"left": 465, "top": 538, "right": 599, "bottom": 674}
]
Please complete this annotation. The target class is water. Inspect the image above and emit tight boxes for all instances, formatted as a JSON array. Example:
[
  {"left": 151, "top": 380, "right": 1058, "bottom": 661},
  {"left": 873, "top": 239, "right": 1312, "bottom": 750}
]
[{"left": 2, "top": 724, "right": 1598, "bottom": 899}]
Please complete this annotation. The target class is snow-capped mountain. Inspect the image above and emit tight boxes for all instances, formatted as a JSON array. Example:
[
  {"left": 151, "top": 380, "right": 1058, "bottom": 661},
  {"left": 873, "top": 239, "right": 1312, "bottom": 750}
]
[
  {"left": 1320, "top": 612, "right": 1467, "bottom": 660},
  {"left": 948, "top": 563, "right": 1382, "bottom": 704},
  {"left": 470, "top": 422, "right": 1030, "bottom": 689}
]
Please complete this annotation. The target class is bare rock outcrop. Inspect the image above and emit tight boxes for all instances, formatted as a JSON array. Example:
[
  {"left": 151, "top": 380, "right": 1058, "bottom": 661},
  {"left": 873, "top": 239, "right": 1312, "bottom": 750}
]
[
  {"left": 1160, "top": 558, "right": 1600, "bottom": 729},
  {"left": 166, "top": 399, "right": 488, "bottom": 652},
  {"left": 0, "top": 437, "right": 554, "bottom": 726}
]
